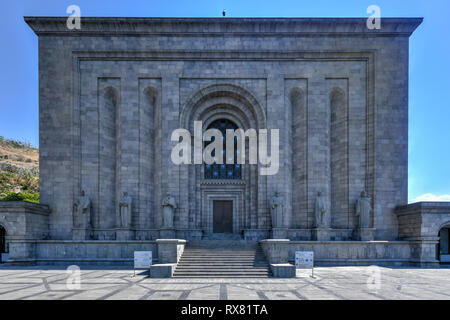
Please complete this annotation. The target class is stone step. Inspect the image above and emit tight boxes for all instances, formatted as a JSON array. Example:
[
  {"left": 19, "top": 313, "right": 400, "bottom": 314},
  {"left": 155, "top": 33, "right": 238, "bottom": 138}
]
[
  {"left": 175, "top": 268, "right": 269, "bottom": 272},
  {"left": 183, "top": 250, "right": 259, "bottom": 252},
  {"left": 173, "top": 243, "right": 269, "bottom": 278},
  {"left": 183, "top": 251, "right": 258, "bottom": 254},
  {"left": 172, "top": 275, "right": 269, "bottom": 278},
  {"left": 181, "top": 256, "right": 258, "bottom": 259},
  {"left": 178, "top": 261, "right": 267, "bottom": 264},
  {"left": 173, "top": 274, "right": 269, "bottom": 278},
  {"left": 187, "top": 240, "right": 259, "bottom": 249},
  {"left": 180, "top": 256, "right": 262, "bottom": 262},
  {"left": 174, "top": 270, "right": 269, "bottom": 275}
]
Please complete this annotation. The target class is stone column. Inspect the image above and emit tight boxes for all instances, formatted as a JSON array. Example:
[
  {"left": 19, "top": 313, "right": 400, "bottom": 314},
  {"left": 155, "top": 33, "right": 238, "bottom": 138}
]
[
  {"left": 266, "top": 74, "right": 291, "bottom": 229},
  {"left": 307, "top": 75, "right": 330, "bottom": 231},
  {"left": 160, "top": 75, "right": 181, "bottom": 230}
]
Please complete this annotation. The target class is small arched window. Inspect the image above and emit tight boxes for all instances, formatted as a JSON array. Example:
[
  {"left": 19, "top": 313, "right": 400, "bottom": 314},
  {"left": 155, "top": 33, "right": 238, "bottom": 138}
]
[{"left": 204, "top": 119, "right": 242, "bottom": 180}]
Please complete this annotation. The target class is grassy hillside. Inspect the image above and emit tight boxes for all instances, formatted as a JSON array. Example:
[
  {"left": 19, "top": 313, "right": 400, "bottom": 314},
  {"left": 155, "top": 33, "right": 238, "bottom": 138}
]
[{"left": 0, "top": 136, "right": 39, "bottom": 203}]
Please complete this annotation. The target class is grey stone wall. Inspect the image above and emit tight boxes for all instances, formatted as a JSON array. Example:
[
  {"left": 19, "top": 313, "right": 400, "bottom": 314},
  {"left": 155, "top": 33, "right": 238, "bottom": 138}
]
[
  {"left": 0, "top": 202, "right": 50, "bottom": 240},
  {"left": 395, "top": 202, "right": 450, "bottom": 239},
  {"left": 261, "top": 239, "right": 413, "bottom": 267},
  {"left": 8, "top": 240, "right": 157, "bottom": 265},
  {"left": 395, "top": 202, "right": 450, "bottom": 266},
  {"left": 24, "top": 17, "right": 422, "bottom": 242}
]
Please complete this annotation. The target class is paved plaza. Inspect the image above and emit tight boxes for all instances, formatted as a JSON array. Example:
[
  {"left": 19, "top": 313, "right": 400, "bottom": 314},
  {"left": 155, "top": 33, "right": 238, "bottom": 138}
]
[{"left": 0, "top": 265, "right": 449, "bottom": 300}]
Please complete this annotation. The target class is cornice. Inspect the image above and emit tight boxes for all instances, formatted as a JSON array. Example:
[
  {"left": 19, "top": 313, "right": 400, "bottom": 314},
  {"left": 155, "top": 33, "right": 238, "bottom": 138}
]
[{"left": 24, "top": 17, "right": 423, "bottom": 37}]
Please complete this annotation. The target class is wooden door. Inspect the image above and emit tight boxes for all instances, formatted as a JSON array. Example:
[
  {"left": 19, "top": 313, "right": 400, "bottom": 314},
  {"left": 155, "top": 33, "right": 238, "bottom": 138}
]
[{"left": 213, "top": 200, "right": 233, "bottom": 233}]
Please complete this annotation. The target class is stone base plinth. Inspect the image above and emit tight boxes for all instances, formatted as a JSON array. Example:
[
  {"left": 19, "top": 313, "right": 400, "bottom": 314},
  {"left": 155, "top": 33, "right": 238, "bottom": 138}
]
[
  {"left": 312, "top": 228, "right": 332, "bottom": 241},
  {"left": 116, "top": 229, "right": 133, "bottom": 240},
  {"left": 72, "top": 228, "right": 92, "bottom": 240},
  {"left": 150, "top": 263, "right": 176, "bottom": 278},
  {"left": 359, "top": 228, "right": 376, "bottom": 241},
  {"left": 156, "top": 239, "right": 186, "bottom": 263},
  {"left": 271, "top": 228, "right": 288, "bottom": 239},
  {"left": 270, "top": 263, "right": 296, "bottom": 278},
  {"left": 159, "top": 228, "right": 176, "bottom": 239},
  {"left": 259, "top": 239, "right": 290, "bottom": 264},
  {"left": 243, "top": 229, "right": 270, "bottom": 241}
]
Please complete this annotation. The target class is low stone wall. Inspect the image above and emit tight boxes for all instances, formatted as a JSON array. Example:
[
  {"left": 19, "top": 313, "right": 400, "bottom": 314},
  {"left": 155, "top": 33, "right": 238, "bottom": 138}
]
[
  {"left": 287, "top": 241, "right": 412, "bottom": 266},
  {"left": 286, "top": 229, "right": 354, "bottom": 241},
  {"left": 395, "top": 201, "right": 450, "bottom": 265},
  {"left": 260, "top": 239, "right": 424, "bottom": 267},
  {"left": 7, "top": 240, "right": 158, "bottom": 265},
  {"left": 395, "top": 202, "right": 450, "bottom": 240}
]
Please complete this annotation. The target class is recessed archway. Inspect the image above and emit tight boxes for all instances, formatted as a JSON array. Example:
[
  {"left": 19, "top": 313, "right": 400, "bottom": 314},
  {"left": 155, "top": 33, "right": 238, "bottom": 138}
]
[
  {"left": 438, "top": 223, "right": 450, "bottom": 264},
  {"left": 179, "top": 83, "right": 268, "bottom": 235}
]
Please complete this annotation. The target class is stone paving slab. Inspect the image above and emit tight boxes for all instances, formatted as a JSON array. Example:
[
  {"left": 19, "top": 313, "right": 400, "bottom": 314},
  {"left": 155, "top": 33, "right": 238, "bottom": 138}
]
[{"left": 0, "top": 265, "right": 449, "bottom": 300}]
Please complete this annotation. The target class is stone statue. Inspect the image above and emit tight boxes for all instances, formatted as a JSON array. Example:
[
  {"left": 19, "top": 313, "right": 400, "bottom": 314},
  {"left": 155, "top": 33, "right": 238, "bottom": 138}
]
[
  {"left": 73, "top": 190, "right": 91, "bottom": 228},
  {"left": 314, "top": 191, "right": 328, "bottom": 228},
  {"left": 270, "top": 192, "right": 284, "bottom": 228},
  {"left": 119, "top": 192, "right": 132, "bottom": 228},
  {"left": 161, "top": 193, "right": 177, "bottom": 228},
  {"left": 356, "top": 191, "right": 372, "bottom": 228}
]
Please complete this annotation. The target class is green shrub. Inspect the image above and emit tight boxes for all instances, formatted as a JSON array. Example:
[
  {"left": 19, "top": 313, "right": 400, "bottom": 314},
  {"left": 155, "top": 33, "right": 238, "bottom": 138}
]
[
  {"left": 0, "top": 136, "right": 34, "bottom": 150},
  {"left": 0, "top": 190, "right": 39, "bottom": 204}
]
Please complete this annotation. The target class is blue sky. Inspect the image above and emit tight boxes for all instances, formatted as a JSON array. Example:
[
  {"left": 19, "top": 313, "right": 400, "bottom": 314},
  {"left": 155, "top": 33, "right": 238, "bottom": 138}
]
[{"left": 0, "top": 0, "right": 449, "bottom": 203}]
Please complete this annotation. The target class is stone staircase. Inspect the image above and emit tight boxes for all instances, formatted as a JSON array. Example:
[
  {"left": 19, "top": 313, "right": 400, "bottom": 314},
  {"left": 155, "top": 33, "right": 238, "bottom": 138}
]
[{"left": 173, "top": 240, "right": 270, "bottom": 278}]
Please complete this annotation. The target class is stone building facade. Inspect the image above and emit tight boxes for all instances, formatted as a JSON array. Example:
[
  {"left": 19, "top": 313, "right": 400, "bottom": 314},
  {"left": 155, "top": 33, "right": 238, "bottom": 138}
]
[{"left": 1, "top": 17, "right": 449, "bottom": 267}]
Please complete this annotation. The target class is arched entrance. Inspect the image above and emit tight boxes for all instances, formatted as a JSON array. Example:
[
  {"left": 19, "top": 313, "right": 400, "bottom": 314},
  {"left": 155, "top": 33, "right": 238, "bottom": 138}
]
[
  {"left": 438, "top": 224, "right": 450, "bottom": 264},
  {"left": 0, "top": 225, "right": 6, "bottom": 263},
  {"left": 179, "top": 83, "right": 268, "bottom": 238}
]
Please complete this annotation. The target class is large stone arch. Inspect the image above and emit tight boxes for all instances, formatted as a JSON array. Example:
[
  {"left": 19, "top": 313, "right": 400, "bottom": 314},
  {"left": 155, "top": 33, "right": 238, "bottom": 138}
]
[
  {"left": 178, "top": 84, "right": 268, "bottom": 237},
  {"left": 438, "top": 220, "right": 450, "bottom": 230},
  {"left": 0, "top": 222, "right": 9, "bottom": 236},
  {"left": 181, "top": 83, "right": 266, "bottom": 130}
]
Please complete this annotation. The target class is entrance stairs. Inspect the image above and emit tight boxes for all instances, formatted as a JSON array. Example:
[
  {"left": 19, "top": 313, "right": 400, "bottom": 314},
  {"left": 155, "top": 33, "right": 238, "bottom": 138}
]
[{"left": 173, "top": 240, "right": 270, "bottom": 278}]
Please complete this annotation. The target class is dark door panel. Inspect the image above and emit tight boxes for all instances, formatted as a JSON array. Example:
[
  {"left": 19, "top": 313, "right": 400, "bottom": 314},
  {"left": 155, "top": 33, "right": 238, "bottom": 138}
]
[{"left": 213, "top": 200, "right": 233, "bottom": 233}]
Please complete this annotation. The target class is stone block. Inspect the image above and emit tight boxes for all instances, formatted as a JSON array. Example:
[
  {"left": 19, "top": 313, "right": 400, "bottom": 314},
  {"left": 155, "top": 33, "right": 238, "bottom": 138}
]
[
  {"left": 260, "top": 239, "right": 290, "bottom": 264},
  {"left": 116, "top": 229, "right": 133, "bottom": 240},
  {"left": 271, "top": 228, "right": 288, "bottom": 239},
  {"left": 72, "top": 228, "right": 92, "bottom": 240},
  {"left": 312, "top": 228, "right": 332, "bottom": 241},
  {"left": 270, "top": 264, "right": 296, "bottom": 278},
  {"left": 358, "top": 228, "right": 376, "bottom": 241},
  {"left": 159, "top": 228, "right": 176, "bottom": 239},
  {"left": 150, "top": 263, "right": 176, "bottom": 278},
  {"left": 156, "top": 239, "right": 186, "bottom": 263}
]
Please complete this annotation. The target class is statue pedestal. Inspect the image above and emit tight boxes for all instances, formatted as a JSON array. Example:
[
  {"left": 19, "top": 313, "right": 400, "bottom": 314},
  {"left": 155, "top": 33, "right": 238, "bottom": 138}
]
[
  {"left": 271, "top": 228, "right": 288, "bottom": 239},
  {"left": 116, "top": 228, "right": 133, "bottom": 240},
  {"left": 159, "top": 228, "right": 176, "bottom": 239},
  {"left": 312, "top": 228, "right": 332, "bottom": 241},
  {"left": 358, "top": 228, "right": 376, "bottom": 241},
  {"left": 72, "top": 228, "right": 91, "bottom": 240}
]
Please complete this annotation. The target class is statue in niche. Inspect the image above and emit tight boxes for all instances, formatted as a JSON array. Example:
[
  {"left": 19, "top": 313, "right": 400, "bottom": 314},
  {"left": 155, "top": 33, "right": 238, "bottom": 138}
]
[
  {"left": 356, "top": 191, "right": 373, "bottom": 228},
  {"left": 314, "top": 191, "right": 329, "bottom": 228},
  {"left": 270, "top": 192, "right": 284, "bottom": 228},
  {"left": 73, "top": 190, "right": 91, "bottom": 228},
  {"left": 161, "top": 193, "right": 177, "bottom": 228},
  {"left": 119, "top": 192, "right": 132, "bottom": 228}
]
